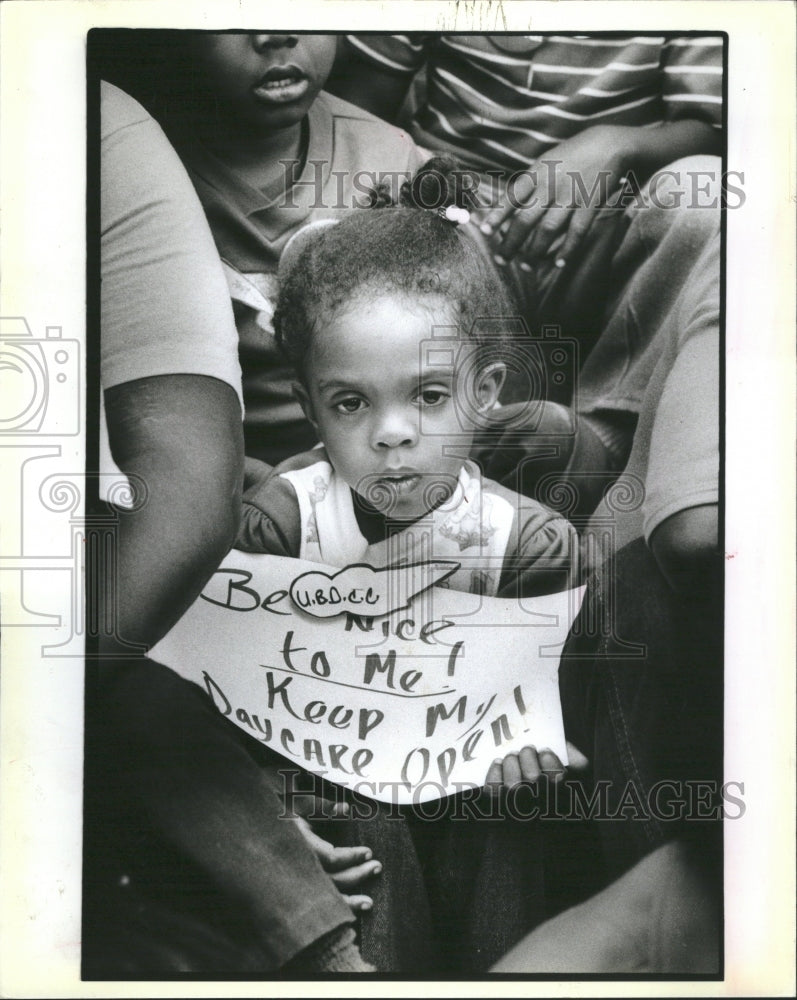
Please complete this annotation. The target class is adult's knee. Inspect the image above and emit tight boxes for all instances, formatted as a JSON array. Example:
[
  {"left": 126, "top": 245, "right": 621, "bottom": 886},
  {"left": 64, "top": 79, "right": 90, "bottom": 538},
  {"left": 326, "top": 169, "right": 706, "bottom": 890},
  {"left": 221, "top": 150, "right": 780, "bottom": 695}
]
[
  {"left": 643, "top": 154, "right": 722, "bottom": 208},
  {"left": 628, "top": 155, "right": 722, "bottom": 253},
  {"left": 649, "top": 504, "right": 720, "bottom": 599}
]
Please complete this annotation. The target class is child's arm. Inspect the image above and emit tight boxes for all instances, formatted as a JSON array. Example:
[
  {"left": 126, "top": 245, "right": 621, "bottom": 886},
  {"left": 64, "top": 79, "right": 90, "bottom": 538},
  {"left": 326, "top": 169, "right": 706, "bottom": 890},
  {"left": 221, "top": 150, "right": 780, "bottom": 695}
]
[
  {"left": 236, "top": 471, "right": 302, "bottom": 556},
  {"left": 497, "top": 503, "right": 580, "bottom": 599},
  {"left": 236, "top": 468, "right": 384, "bottom": 911}
]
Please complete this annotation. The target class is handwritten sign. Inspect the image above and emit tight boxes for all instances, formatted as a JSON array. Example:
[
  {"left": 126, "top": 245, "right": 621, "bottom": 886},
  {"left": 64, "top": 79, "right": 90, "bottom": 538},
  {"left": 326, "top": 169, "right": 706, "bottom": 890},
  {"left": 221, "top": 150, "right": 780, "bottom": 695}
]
[{"left": 150, "top": 552, "right": 585, "bottom": 804}]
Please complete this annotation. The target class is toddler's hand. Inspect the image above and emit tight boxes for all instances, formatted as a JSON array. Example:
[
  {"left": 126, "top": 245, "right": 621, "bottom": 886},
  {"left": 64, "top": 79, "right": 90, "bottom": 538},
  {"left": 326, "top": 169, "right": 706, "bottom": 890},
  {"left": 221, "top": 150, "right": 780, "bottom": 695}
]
[
  {"left": 485, "top": 745, "right": 564, "bottom": 791},
  {"left": 484, "top": 741, "right": 590, "bottom": 791}
]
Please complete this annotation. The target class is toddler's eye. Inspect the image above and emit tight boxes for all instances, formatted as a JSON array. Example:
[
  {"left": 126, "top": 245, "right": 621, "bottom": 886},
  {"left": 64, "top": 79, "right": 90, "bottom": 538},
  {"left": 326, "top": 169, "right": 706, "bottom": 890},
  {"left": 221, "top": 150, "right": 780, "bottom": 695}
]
[
  {"left": 334, "top": 396, "right": 365, "bottom": 414},
  {"left": 418, "top": 388, "right": 449, "bottom": 406}
]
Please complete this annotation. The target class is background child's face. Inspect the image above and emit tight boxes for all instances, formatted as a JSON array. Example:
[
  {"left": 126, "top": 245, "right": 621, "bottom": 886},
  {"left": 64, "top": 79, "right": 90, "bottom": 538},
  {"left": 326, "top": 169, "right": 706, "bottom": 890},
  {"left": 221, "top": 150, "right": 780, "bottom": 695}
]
[
  {"left": 297, "top": 292, "right": 503, "bottom": 520},
  {"left": 189, "top": 33, "right": 337, "bottom": 132}
]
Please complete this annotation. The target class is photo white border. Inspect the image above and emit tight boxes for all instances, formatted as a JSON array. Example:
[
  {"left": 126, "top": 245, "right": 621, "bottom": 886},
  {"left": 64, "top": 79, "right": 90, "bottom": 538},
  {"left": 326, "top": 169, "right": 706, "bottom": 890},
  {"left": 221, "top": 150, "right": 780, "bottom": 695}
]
[{"left": 1, "top": 1, "right": 794, "bottom": 996}]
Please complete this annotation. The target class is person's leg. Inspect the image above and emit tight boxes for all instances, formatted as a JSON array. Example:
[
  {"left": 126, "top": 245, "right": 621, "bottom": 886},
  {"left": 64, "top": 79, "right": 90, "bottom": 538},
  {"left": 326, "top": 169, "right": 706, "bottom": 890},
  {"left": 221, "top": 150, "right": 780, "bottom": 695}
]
[
  {"left": 496, "top": 157, "right": 721, "bottom": 513},
  {"left": 83, "top": 657, "right": 358, "bottom": 975},
  {"left": 492, "top": 835, "right": 721, "bottom": 974},
  {"left": 570, "top": 156, "right": 722, "bottom": 458},
  {"left": 393, "top": 791, "right": 551, "bottom": 975},
  {"left": 559, "top": 538, "right": 723, "bottom": 880},
  {"left": 469, "top": 159, "right": 721, "bottom": 508}
]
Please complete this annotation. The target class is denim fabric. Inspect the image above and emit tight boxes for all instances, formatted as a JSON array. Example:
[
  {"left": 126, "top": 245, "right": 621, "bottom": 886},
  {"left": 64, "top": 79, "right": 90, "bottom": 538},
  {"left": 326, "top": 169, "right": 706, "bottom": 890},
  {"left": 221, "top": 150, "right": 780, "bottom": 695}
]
[
  {"left": 82, "top": 658, "right": 354, "bottom": 975},
  {"left": 559, "top": 538, "right": 723, "bottom": 881},
  {"left": 83, "top": 660, "right": 555, "bottom": 976}
]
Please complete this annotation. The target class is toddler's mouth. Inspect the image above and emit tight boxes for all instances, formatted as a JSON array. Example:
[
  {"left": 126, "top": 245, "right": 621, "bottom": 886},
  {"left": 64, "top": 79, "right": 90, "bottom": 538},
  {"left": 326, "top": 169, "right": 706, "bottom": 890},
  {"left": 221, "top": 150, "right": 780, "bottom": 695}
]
[
  {"left": 377, "top": 472, "right": 422, "bottom": 497},
  {"left": 252, "top": 65, "right": 309, "bottom": 104}
]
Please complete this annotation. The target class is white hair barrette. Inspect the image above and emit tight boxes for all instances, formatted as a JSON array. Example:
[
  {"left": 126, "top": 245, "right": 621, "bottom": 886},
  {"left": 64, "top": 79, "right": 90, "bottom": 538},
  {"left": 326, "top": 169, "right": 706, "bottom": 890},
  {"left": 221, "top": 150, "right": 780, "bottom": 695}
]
[{"left": 438, "top": 204, "right": 471, "bottom": 226}]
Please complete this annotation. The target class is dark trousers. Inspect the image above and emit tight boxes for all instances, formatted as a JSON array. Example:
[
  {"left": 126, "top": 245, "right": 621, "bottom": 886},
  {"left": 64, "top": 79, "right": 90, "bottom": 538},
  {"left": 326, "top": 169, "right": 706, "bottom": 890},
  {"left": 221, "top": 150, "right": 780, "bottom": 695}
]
[
  {"left": 82, "top": 658, "right": 354, "bottom": 976},
  {"left": 559, "top": 538, "right": 723, "bottom": 881},
  {"left": 83, "top": 659, "right": 560, "bottom": 976}
]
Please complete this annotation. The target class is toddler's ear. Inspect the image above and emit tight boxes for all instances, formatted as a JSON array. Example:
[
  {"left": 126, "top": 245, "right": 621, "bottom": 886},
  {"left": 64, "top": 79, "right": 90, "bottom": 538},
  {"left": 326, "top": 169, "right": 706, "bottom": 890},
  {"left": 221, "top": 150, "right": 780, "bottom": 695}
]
[
  {"left": 292, "top": 381, "right": 318, "bottom": 430},
  {"left": 475, "top": 363, "right": 506, "bottom": 412}
]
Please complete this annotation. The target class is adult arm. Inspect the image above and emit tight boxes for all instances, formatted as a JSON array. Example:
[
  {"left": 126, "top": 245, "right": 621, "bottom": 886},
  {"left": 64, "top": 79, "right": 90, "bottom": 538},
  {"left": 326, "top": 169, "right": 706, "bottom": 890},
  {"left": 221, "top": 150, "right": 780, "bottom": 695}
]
[
  {"left": 325, "top": 34, "right": 424, "bottom": 122},
  {"left": 643, "top": 253, "right": 720, "bottom": 601},
  {"left": 100, "top": 82, "right": 247, "bottom": 651},
  {"left": 103, "top": 373, "right": 243, "bottom": 651},
  {"left": 482, "top": 34, "right": 724, "bottom": 262},
  {"left": 481, "top": 118, "right": 722, "bottom": 264},
  {"left": 93, "top": 85, "right": 373, "bottom": 968}
]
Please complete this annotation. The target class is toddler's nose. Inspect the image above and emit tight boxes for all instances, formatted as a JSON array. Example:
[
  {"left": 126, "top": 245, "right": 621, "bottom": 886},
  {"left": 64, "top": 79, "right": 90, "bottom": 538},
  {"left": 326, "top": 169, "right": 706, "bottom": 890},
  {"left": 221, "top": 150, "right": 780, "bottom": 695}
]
[{"left": 373, "top": 411, "right": 417, "bottom": 450}]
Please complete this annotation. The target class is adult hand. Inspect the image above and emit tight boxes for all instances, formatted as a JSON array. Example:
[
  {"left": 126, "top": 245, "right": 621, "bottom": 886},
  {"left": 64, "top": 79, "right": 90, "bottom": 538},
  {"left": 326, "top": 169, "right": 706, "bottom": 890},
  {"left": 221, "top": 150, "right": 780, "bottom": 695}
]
[
  {"left": 287, "top": 792, "right": 382, "bottom": 914},
  {"left": 480, "top": 125, "right": 634, "bottom": 267}
]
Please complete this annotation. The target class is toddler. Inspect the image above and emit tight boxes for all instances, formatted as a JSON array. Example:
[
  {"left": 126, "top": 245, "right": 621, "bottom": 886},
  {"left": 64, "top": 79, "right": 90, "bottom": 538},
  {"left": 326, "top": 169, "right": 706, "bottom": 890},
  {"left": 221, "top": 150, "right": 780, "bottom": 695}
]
[
  {"left": 237, "top": 160, "right": 577, "bottom": 602},
  {"left": 237, "top": 160, "right": 581, "bottom": 789}
]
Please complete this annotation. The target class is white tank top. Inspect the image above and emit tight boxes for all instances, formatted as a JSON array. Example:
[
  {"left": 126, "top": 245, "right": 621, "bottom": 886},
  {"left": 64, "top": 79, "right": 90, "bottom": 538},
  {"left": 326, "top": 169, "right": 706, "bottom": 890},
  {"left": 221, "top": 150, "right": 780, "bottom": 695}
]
[{"left": 280, "top": 459, "right": 515, "bottom": 596}]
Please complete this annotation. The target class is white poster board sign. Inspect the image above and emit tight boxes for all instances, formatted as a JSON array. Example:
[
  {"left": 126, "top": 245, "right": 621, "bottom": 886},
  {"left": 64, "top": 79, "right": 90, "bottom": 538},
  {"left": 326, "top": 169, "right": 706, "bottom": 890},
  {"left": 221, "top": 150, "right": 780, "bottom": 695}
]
[{"left": 151, "top": 551, "right": 585, "bottom": 804}]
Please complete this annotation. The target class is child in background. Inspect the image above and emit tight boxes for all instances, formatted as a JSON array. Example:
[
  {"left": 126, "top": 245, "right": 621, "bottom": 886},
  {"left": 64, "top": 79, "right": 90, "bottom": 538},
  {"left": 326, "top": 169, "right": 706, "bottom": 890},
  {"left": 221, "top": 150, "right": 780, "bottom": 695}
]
[{"left": 96, "top": 31, "right": 429, "bottom": 466}]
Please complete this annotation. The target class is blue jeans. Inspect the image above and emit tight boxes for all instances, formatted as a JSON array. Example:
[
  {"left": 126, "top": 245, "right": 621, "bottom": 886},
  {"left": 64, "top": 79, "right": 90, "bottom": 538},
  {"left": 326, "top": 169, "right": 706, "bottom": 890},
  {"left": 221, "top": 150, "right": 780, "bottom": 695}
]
[
  {"left": 558, "top": 538, "right": 723, "bottom": 880},
  {"left": 83, "top": 659, "right": 554, "bottom": 975},
  {"left": 82, "top": 658, "right": 355, "bottom": 974}
]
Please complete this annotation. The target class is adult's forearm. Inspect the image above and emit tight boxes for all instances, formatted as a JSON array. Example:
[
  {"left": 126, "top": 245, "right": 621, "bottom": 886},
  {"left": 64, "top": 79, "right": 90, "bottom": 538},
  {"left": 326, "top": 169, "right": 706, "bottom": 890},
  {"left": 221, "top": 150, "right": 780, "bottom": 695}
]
[
  {"left": 112, "top": 463, "right": 239, "bottom": 650},
  {"left": 619, "top": 119, "right": 722, "bottom": 178}
]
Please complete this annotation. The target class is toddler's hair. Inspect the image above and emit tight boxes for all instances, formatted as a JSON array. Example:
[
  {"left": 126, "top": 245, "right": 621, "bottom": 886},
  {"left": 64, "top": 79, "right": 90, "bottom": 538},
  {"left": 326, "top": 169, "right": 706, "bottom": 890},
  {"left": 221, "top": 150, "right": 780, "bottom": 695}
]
[{"left": 274, "top": 156, "right": 519, "bottom": 381}]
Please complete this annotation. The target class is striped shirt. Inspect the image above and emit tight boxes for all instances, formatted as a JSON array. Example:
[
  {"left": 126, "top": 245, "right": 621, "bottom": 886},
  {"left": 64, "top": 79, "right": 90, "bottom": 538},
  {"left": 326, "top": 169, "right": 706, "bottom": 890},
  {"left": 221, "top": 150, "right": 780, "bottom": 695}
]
[{"left": 344, "top": 33, "right": 723, "bottom": 172}]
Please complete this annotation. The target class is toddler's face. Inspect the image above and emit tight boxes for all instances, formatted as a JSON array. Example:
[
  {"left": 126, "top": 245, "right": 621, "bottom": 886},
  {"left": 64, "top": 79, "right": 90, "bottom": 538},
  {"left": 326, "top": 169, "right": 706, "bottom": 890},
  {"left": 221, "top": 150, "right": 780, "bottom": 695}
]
[
  {"left": 189, "top": 33, "right": 337, "bottom": 132},
  {"left": 297, "top": 293, "right": 503, "bottom": 521}
]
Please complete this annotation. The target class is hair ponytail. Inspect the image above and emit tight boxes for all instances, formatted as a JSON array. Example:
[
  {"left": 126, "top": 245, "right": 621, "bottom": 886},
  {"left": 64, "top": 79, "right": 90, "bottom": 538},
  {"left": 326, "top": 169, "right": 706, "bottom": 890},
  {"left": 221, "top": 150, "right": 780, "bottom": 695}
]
[
  {"left": 399, "top": 154, "right": 478, "bottom": 215},
  {"left": 275, "top": 157, "right": 518, "bottom": 379}
]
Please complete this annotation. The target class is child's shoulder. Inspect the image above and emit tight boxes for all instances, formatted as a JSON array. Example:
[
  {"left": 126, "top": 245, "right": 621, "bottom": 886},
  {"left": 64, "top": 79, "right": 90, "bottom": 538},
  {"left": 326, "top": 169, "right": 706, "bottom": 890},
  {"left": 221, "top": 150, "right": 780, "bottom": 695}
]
[
  {"left": 316, "top": 89, "right": 399, "bottom": 127},
  {"left": 242, "top": 448, "right": 329, "bottom": 509},
  {"left": 478, "top": 473, "right": 579, "bottom": 595},
  {"left": 313, "top": 91, "right": 429, "bottom": 168},
  {"left": 480, "top": 473, "right": 577, "bottom": 544},
  {"left": 480, "top": 472, "right": 564, "bottom": 519},
  {"left": 238, "top": 448, "right": 333, "bottom": 555}
]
